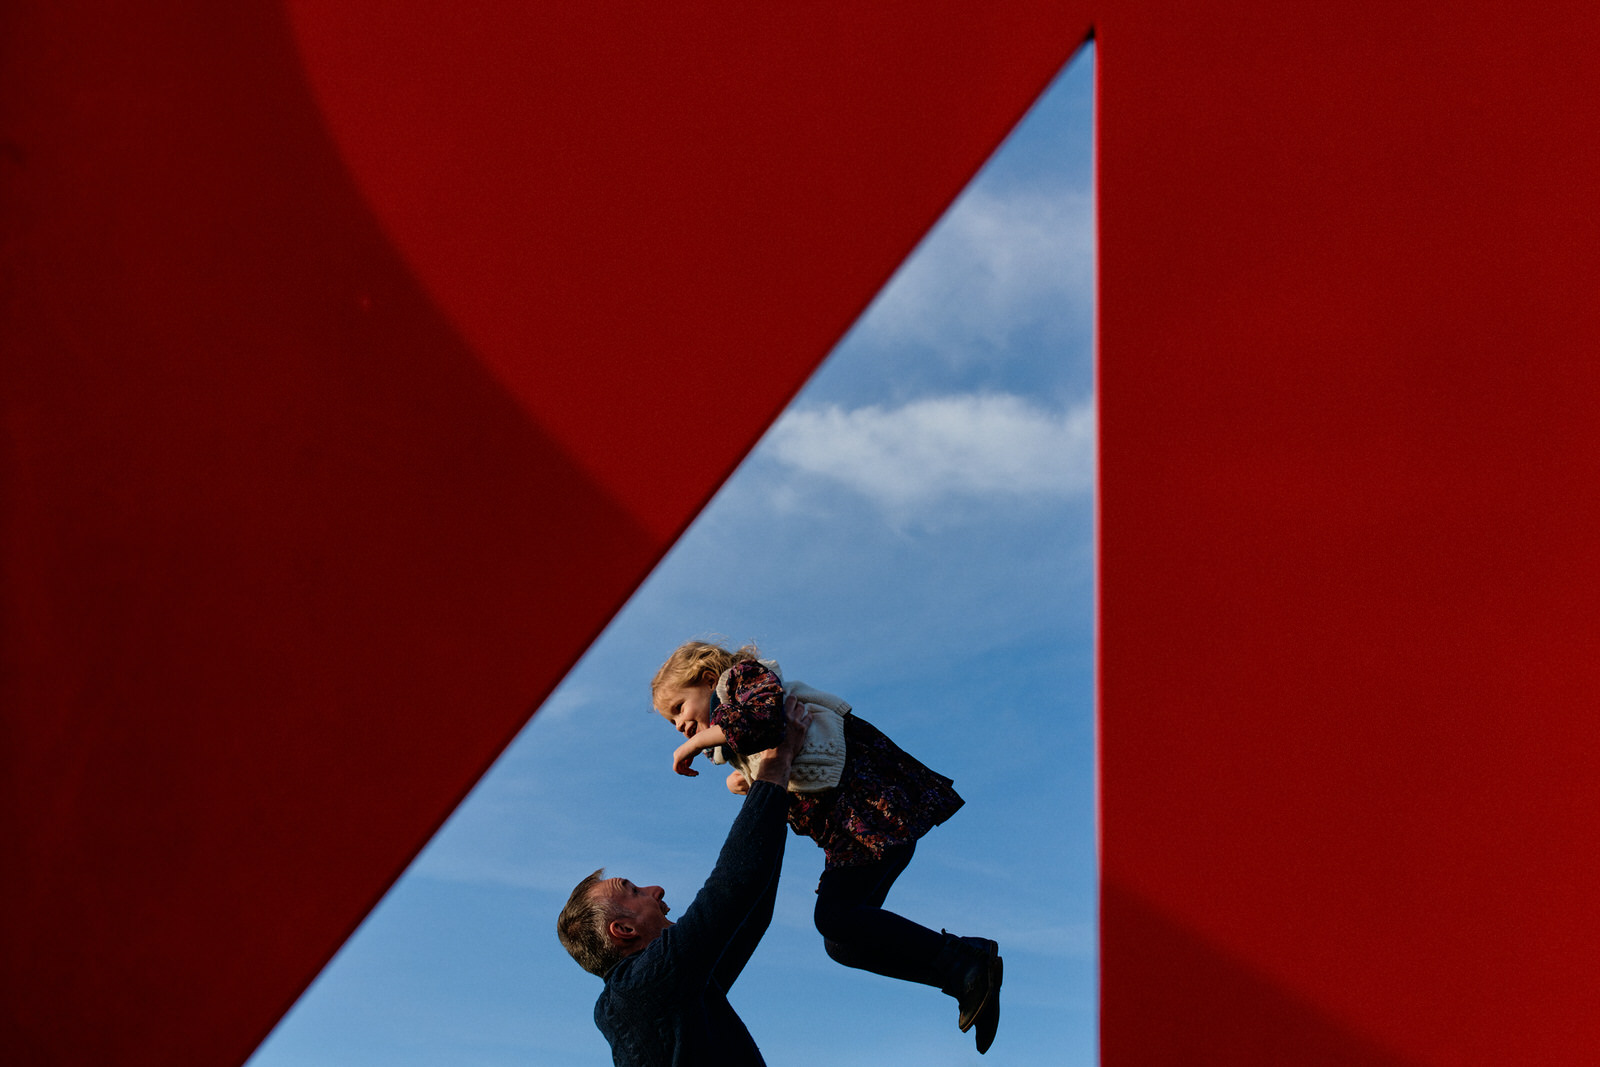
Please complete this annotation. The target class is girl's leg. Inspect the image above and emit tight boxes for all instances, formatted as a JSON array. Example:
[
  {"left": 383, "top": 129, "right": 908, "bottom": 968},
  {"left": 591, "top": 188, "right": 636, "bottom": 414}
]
[
  {"left": 815, "top": 843, "right": 1004, "bottom": 1052},
  {"left": 813, "top": 842, "right": 945, "bottom": 986}
]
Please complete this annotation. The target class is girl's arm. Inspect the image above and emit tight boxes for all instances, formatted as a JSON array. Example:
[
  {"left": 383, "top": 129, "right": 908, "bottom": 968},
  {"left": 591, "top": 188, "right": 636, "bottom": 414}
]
[
  {"left": 709, "top": 663, "right": 787, "bottom": 756},
  {"left": 672, "top": 724, "right": 729, "bottom": 777}
]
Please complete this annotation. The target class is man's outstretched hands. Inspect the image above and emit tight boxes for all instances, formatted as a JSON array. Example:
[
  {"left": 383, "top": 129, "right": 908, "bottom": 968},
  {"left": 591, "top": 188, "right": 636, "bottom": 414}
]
[{"left": 744, "top": 695, "right": 812, "bottom": 788}]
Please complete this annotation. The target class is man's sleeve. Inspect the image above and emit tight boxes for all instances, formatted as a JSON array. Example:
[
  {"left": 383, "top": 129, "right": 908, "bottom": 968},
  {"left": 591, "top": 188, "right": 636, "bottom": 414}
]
[
  {"left": 711, "top": 854, "right": 780, "bottom": 991},
  {"left": 655, "top": 779, "right": 790, "bottom": 984}
]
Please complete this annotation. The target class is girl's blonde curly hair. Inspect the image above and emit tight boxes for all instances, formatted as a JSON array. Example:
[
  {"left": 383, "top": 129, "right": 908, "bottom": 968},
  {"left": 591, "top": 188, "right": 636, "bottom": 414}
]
[{"left": 650, "top": 639, "right": 762, "bottom": 710}]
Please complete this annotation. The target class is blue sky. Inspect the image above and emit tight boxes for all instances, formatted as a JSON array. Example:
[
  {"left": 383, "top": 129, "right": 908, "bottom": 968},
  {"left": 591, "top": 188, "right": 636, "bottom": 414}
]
[{"left": 248, "top": 44, "right": 1095, "bottom": 1067}]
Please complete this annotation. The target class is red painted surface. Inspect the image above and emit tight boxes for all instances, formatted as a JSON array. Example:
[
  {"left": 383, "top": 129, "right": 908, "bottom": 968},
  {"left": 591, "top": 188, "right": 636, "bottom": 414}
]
[
  {"left": 7, "top": 0, "right": 1600, "bottom": 1064},
  {"left": 1097, "top": 5, "right": 1600, "bottom": 1062},
  {"left": 0, "top": 3, "right": 1088, "bottom": 1065}
]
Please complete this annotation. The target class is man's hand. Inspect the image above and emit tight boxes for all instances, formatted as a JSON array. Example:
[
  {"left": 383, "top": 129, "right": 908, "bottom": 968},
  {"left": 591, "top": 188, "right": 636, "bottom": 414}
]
[
  {"left": 725, "top": 769, "right": 750, "bottom": 795},
  {"left": 745, "top": 695, "right": 812, "bottom": 787}
]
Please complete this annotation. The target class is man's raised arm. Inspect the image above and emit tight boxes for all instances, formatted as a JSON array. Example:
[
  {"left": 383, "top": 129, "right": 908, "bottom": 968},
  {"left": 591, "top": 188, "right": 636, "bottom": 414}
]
[{"left": 666, "top": 698, "right": 812, "bottom": 981}]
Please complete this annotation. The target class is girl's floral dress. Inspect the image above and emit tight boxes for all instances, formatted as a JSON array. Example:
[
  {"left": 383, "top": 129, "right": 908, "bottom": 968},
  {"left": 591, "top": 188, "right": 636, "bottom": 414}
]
[{"left": 711, "top": 660, "right": 964, "bottom": 869}]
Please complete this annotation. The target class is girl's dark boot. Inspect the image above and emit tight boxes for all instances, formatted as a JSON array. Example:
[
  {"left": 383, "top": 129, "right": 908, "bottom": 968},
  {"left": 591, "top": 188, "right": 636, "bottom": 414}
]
[{"left": 934, "top": 932, "right": 1003, "bottom": 1054}]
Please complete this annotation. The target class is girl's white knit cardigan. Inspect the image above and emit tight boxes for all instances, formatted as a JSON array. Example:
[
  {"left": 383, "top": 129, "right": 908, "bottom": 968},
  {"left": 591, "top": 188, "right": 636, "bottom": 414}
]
[{"left": 709, "top": 660, "right": 850, "bottom": 793}]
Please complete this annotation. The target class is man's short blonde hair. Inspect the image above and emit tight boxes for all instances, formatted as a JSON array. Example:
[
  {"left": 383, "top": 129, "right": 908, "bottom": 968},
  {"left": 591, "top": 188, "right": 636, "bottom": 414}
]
[{"left": 556, "top": 869, "right": 623, "bottom": 977}]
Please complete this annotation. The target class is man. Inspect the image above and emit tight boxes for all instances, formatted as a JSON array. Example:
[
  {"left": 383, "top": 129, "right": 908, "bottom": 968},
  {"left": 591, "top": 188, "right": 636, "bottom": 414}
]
[{"left": 557, "top": 699, "right": 811, "bottom": 1066}]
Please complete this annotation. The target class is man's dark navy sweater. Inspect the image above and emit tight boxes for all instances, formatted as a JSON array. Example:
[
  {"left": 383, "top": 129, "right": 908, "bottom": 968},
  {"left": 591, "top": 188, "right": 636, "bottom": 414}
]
[{"left": 594, "top": 780, "right": 789, "bottom": 1067}]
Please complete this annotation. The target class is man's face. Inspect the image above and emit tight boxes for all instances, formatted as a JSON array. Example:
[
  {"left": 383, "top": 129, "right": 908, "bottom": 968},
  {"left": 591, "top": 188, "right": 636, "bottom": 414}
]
[
  {"left": 599, "top": 876, "right": 672, "bottom": 950},
  {"left": 657, "top": 677, "right": 714, "bottom": 741}
]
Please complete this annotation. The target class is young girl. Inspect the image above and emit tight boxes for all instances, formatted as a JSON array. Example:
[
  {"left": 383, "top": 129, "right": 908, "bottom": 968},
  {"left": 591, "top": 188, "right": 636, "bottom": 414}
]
[{"left": 651, "top": 640, "right": 1004, "bottom": 1055}]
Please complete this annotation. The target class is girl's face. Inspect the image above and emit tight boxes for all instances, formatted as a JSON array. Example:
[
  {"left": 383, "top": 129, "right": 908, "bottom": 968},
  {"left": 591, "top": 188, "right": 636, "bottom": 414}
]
[{"left": 657, "top": 672, "right": 715, "bottom": 739}]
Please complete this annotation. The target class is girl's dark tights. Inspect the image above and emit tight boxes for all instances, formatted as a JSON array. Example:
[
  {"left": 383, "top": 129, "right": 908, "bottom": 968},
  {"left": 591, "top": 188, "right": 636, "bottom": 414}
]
[{"left": 813, "top": 842, "right": 946, "bottom": 987}]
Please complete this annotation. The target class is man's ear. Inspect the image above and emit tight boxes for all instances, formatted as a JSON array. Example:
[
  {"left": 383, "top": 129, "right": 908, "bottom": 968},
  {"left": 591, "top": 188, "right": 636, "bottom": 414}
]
[{"left": 607, "top": 919, "right": 636, "bottom": 944}]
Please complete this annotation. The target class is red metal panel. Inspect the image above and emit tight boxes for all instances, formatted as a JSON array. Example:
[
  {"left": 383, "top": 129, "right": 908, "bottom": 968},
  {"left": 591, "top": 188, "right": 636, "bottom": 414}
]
[
  {"left": 1098, "top": 2, "right": 1600, "bottom": 1062},
  {"left": 10, "top": 0, "right": 1600, "bottom": 1064},
  {"left": 0, "top": 3, "right": 1089, "bottom": 1064}
]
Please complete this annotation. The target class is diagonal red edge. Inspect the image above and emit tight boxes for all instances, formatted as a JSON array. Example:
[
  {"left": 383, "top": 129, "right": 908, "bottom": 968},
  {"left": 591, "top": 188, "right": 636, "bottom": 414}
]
[
  {"left": 1, "top": 3, "right": 1089, "bottom": 1065},
  {"left": 8, "top": 1, "right": 1600, "bottom": 1065}
]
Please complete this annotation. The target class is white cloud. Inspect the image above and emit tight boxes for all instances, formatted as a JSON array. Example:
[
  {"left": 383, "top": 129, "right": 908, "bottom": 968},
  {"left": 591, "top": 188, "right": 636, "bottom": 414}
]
[
  {"left": 851, "top": 185, "right": 1094, "bottom": 359},
  {"left": 762, "top": 393, "right": 1094, "bottom": 509}
]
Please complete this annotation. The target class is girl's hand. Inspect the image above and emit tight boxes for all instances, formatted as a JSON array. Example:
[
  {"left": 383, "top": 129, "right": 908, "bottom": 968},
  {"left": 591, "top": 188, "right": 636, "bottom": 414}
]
[
  {"left": 725, "top": 769, "right": 750, "bottom": 795},
  {"left": 672, "top": 739, "right": 701, "bottom": 777}
]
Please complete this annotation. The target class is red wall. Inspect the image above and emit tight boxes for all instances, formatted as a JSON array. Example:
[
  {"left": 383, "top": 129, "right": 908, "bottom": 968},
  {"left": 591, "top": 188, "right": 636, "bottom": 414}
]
[
  {"left": 6, "top": 2, "right": 1599, "bottom": 1064},
  {"left": 1097, "top": 3, "right": 1600, "bottom": 1062},
  {"left": 0, "top": 3, "right": 1088, "bottom": 1064}
]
